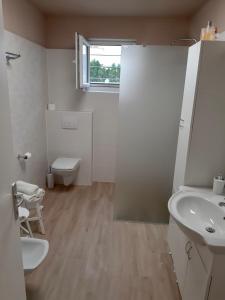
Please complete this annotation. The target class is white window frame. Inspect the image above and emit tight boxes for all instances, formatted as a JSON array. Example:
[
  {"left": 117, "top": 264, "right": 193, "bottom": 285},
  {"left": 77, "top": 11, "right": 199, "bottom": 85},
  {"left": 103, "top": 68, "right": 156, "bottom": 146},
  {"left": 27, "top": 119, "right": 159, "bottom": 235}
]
[
  {"left": 75, "top": 33, "right": 90, "bottom": 89},
  {"left": 89, "top": 39, "right": 136, "bottom": 88},
  {"left": 75, "top": 33, "right": 136, "bottom": 91}
]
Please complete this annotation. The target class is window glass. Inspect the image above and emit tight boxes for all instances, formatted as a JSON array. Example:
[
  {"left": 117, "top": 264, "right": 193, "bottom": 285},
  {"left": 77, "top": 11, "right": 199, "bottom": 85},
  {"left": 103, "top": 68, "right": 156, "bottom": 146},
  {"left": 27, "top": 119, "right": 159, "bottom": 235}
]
[
  {"left": 82, "top": 44, "right": 89, "bottom": 84},
  {"left": 90, "top": 45, "right": 121, "bottom": 85}
]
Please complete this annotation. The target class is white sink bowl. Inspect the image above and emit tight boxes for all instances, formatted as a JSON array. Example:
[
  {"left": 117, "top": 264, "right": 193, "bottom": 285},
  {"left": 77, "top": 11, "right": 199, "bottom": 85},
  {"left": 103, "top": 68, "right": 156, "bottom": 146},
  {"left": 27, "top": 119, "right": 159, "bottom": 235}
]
[
  {"left": 168, "top": 191, "right": 225, "bottom": 254},
  {"left": 21, "top": 237, "right": 49, "bottom": 273}
]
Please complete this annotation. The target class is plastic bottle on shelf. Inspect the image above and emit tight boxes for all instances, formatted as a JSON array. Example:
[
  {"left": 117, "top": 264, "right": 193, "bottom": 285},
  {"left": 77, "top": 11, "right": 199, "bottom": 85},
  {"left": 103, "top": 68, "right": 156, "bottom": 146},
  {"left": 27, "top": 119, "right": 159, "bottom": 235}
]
[
  {"left": 200, "top": 21, "right": 217, "bottom": 41},
  {"left": 200, "top": 28, "right": 207, "bottom": 40}
]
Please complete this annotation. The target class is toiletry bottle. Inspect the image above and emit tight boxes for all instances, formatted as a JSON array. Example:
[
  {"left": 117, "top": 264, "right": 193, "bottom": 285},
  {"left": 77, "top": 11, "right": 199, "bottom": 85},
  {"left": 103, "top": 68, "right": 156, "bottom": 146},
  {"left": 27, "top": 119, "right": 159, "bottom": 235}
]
[
  {"left": 201, "top": 28, "right": 206, "bottom": 40},
  {"left": 213, "top": 175, "right": 225, "bottom": 195},
  {"left": 206, "top": 21, "right": 214, "bottom": 40},
  {"left": 215, "top": 27, "right": 219, "bottom": 40},
  {"left": 210, "top": 24, "right": 216, "bottom": 40},
  {"left": 206, "top": 21, "right": 211, "bottom": 40}
]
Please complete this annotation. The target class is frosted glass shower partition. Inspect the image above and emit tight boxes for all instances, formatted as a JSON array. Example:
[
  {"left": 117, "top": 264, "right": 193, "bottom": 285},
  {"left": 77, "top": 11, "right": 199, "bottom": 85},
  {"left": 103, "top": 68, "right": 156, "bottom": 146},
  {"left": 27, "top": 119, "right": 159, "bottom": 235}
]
[{"left": 114, "top": 45, "right": 187, "bottom": 222}]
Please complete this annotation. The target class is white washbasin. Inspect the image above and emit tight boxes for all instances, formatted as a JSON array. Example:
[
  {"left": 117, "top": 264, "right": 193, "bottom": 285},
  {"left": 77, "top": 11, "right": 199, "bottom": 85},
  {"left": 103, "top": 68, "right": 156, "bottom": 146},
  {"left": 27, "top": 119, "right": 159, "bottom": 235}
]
[
  {"left": 21, "top": 237, "right": 49, "bottom": 273},
  {"left": 168, "top": 191, "right": 225, "bottom": 254}
]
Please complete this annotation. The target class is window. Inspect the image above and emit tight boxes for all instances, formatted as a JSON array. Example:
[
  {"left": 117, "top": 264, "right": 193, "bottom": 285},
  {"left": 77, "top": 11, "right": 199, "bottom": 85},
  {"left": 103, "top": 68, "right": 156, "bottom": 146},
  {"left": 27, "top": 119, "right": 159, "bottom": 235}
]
[
  {"left": 82, "top": 43, "right": 89, "bottom": 85},
  {"left": 75, "top": 33, "right": 135, "bottom": 90},
  {"left": 75, "top": 33, "right": 90, "bottom": 89},
  {"left": 90, "top": 45, "right": 121, "bottom": 86}
]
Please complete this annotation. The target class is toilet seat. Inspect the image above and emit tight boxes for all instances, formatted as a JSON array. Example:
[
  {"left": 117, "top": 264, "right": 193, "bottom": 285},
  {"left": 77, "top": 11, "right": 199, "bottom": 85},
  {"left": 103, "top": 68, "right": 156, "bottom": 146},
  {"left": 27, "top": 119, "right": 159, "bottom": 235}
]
[{"left": 52, "top": 157, "right": 80, "bottom": 171}]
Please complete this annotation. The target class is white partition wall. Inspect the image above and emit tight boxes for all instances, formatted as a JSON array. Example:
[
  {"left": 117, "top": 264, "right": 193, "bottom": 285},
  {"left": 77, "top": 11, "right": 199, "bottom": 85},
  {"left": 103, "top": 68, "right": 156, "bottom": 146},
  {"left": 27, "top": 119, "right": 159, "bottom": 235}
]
[{"left": 114, "top": 45, "right": 187, "bottom": 222}]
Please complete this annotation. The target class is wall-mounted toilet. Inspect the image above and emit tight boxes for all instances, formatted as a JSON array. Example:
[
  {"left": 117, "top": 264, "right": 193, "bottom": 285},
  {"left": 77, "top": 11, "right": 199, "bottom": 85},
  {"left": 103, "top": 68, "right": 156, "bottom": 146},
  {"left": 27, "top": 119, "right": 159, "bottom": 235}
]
[{"left": 51, "top": 157, "right": 81, "bottom": 186}]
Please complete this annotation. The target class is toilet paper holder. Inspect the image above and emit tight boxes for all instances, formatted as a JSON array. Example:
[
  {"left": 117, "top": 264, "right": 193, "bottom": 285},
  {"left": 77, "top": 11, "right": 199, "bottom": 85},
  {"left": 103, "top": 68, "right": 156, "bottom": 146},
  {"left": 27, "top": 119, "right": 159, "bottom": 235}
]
[{"left": 17, "top": 152, "right": 32, "bottom": 160}]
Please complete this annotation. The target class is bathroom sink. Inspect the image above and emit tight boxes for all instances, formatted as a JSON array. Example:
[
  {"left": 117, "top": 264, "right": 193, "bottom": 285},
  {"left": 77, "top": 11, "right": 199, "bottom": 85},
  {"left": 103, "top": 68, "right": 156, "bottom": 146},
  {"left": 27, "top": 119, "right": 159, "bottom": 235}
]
[
  {"left": 20, "top": 237, "right": 49, "bottom": 273},
  {"left": 168, "top": 191, "right": 225, "bottom": 254}
]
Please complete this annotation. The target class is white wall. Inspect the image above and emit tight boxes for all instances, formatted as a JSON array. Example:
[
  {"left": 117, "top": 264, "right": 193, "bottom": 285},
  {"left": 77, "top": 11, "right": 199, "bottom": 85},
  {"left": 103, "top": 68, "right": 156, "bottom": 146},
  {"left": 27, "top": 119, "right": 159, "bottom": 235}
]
[
  {"left": 46, "top": 110, "right": 93, "bottom": 185},
  {"left": 46, "top": 49, "right": 119, "bottom": 182},
  {"left": 4, "top": 31, "right": 48, "bottom": 187}
]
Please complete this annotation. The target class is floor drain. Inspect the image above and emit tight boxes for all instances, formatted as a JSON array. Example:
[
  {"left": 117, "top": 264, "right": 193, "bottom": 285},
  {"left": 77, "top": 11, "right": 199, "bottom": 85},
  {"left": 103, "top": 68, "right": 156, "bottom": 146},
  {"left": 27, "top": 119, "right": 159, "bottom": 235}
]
[{"left": 205, "top": 227, "right": 215, "bottom": 233}]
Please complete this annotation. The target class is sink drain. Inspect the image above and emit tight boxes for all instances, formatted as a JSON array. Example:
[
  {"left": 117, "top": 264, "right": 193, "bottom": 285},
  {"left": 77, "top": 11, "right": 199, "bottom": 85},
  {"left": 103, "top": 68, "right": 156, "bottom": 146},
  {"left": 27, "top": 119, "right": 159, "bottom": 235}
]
[
  {"left": 205, "top": 227, "right": 215, "bottom": 233},
  {"left": 219, "top": 202, "right": 225, "bottom": 207}
]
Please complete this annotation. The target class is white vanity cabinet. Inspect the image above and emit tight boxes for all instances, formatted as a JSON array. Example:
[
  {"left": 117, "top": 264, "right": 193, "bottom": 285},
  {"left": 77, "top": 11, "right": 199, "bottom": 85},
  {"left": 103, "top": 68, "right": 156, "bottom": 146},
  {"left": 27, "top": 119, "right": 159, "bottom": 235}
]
[
  {"left": 168, "top": 217, "right": 212, "bottom": 300},
  {"left": 183, "top": 243, "right": 211, "bottom": 300},
  {"left": 173, "top": 41, "right": 225, "bottom": 191},
  {"left": 168, "top": 217, "right": 189, "bottom": 295},
  {"left": 168, "top": 217, "right": 225, "bottom": 300}
]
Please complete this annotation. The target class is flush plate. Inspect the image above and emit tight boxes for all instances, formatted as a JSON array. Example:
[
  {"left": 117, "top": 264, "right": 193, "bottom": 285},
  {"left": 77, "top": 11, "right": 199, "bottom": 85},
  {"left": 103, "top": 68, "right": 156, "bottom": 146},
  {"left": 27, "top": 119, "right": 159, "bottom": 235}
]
[{"left": 61, "top": 113, "right": 78, "bottom": 129}]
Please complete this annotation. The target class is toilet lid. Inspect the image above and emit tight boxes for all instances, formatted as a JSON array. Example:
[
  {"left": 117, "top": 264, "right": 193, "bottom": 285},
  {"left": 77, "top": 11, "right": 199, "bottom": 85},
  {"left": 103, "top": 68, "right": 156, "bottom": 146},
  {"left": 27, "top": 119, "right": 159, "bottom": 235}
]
[{"left": 52, "top": 157, "right": 80, "bottom": 171}]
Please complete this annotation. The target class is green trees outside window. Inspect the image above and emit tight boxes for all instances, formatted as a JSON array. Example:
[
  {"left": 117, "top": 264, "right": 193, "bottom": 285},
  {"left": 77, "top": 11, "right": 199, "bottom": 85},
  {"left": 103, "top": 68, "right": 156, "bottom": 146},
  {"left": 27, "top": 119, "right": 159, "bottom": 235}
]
[{"left": 90, "top": 59, "right": 120, "bottom": 84}]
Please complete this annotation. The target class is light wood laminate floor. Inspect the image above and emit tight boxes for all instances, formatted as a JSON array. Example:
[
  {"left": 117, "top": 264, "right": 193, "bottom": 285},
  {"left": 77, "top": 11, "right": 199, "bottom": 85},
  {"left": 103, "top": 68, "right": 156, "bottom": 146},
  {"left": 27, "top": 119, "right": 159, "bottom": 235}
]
[{"left": 26, "top": 183, "right": 181, "bottom": 300}]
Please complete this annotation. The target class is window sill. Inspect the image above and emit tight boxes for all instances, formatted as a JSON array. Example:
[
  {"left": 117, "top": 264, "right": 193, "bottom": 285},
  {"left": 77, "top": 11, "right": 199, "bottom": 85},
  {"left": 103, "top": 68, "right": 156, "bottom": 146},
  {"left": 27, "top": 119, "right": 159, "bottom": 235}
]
[{"left": 87, "top": 86, "right": 120, "bottom": 94}]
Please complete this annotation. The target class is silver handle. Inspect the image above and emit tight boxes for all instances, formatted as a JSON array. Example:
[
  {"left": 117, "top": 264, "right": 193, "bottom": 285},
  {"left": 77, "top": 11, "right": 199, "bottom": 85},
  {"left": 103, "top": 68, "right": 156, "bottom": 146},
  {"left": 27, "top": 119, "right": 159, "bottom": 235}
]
[
  {"left": 185, "top": 241, "right": 193, "bottom": 260},
  {"left": 179, "top": 118, "right": 185, "bottom": 128},
  {"left": 187, "top": 246, "right": 192, "bottom": 260},
  {"left": 12, "top": 183, "right": 23, "bottom": 220}
]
